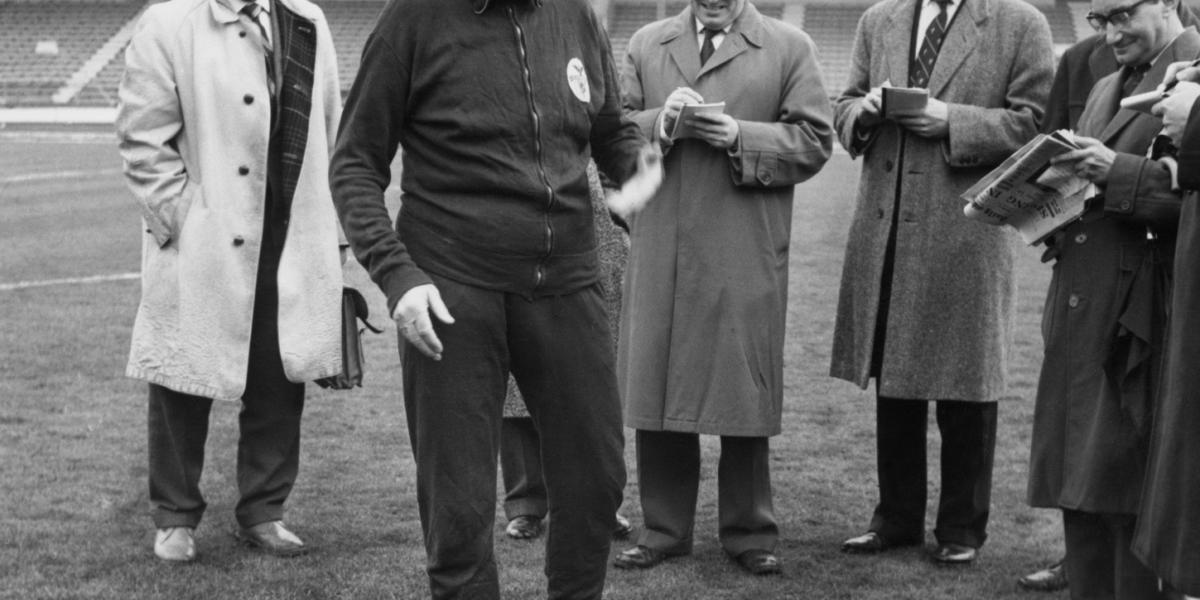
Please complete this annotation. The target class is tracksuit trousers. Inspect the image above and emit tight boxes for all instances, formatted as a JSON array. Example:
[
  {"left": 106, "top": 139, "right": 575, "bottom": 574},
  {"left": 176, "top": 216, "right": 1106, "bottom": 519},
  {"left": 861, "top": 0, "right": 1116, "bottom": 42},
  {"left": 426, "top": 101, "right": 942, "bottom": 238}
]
[{"left": 401, "top": 272, "right": 626, "bottom": 600}]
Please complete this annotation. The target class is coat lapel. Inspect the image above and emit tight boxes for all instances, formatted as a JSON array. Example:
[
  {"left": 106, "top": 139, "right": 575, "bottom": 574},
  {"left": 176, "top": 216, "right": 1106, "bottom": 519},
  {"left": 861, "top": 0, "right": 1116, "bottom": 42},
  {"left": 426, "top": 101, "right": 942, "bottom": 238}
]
[
  {"left": 663, "top": 11, "right": 700, "bottom": 86},
  {"left": 883, "top": 0, "right": 918, "bottom": 87},
  {"left": 1099, "top": 27, "right": 1200, "bottom": 143},
  {"left": 927, "top": 0, "right": 985, "bottom": 97},
  {"left": 698, "top": 3, "right": 765, "bottom": 79}
]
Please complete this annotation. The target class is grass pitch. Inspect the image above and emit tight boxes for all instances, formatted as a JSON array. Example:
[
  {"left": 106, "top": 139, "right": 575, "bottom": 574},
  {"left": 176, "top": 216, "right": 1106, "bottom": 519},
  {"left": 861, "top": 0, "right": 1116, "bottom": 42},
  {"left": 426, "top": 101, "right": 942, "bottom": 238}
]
[{"left": 0, "top": 134, "right": 1060, "bottom": 599}]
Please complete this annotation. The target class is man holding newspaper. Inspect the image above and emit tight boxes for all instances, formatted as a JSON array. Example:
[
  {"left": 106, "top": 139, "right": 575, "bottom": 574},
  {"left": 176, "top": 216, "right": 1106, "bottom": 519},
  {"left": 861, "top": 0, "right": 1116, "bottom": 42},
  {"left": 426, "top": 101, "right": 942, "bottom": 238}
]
[{"left": 1020, "top": 1, "right": 1196, "bottom": 596}]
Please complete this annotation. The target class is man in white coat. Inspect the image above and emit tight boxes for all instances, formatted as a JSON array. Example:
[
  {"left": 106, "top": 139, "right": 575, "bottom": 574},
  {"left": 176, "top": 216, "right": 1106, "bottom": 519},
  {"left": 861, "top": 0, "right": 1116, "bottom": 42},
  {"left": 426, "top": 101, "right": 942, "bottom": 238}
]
[{"left": 116, "top": 0, "right": 344, "bottom": 562}]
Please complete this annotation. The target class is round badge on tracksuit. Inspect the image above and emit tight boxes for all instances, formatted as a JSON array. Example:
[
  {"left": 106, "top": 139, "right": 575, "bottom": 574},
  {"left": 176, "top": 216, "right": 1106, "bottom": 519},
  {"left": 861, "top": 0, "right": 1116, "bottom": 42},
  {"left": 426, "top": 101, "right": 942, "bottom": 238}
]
[{"left": 566, "top": 58, "right": 589, "bottom": 102}]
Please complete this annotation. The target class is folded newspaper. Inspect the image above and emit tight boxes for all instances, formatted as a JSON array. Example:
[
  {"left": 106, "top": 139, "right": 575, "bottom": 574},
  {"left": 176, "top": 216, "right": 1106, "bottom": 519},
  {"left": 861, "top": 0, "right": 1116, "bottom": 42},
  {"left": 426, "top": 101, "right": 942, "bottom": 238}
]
[{"left": 961, "top": 130, "right": 1097, "bottom": 245}]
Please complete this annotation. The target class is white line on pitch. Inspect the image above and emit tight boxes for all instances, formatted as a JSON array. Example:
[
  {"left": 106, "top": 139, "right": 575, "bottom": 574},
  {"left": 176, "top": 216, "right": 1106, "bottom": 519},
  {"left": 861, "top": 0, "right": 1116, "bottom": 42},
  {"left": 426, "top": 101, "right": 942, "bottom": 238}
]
[
  {"left": 1, "top": 168, "right": 122, "bottom": 185},
  {"left": 0, "top": 272, "right": 139, "bottom": 291}
]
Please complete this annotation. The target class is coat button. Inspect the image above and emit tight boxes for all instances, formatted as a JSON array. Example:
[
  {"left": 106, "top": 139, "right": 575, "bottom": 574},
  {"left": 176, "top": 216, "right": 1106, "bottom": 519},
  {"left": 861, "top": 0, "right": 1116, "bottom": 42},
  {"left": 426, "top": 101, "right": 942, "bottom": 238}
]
[
  {"left": 876, "top": 208, "right": 885, "bottom": 219},
  {"left": 238, "top": 165, "right": 250, "bottom": 175},
  {"left": 884, "top": 160, "right": 894, "bottom": 172},
  {"left": 1068, "top": 294, "right": 1080, "bottom": 308},
  {"left": 233, "top": 236, "right": 244, "bottom": 247},
  {"left": 1075, "top": 233, "right": 1087, "bottom": 244},
  {"left": 1120, "top": 200, "right": 1132, "bottom": 211},
  {"left": 243, "top": 94, "right": 254, "bottom": 104},
  {"left": 239, "top": 30, "right": 247, "bottom": 38}
]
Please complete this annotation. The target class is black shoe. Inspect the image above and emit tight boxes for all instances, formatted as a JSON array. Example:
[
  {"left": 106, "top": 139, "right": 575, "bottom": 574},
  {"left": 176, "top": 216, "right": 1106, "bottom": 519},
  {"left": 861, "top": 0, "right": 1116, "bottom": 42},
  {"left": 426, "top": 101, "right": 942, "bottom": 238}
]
[
  {"left": 613, "top": 545, "right": 670, "bottom": 570},
  {"left": 1017, "top": 559, "right": 1067, "bottom": 591},
  {"left": 735, "top": 549, "right": 782, "bottom": 575},
  {"left": 931, "top": 542, "right": 977, "bottom": 565},
  {"left": 840, "top": 531, "right": 921, "bottom": 554},
  {"left": 504, "top": 515, "right": 544, "bottom": 540}
]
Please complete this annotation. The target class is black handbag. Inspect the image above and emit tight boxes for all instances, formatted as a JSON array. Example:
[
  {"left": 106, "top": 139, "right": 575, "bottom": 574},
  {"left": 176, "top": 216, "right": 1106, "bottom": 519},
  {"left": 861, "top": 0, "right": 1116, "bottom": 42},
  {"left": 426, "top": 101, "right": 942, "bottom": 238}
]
[{"left": 316, "top": 287, "right": 383, "bottom": 390}]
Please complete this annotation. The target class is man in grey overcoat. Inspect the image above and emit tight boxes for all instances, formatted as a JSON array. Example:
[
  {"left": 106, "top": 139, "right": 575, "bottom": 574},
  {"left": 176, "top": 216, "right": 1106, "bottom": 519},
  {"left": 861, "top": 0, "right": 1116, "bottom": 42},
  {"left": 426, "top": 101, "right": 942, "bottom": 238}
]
[
  {"left": 614, "top": 0, "right": 833, "bottom": 575},
  {"left": 831, "top": 0, "right": 1053, "bottom": 564}
]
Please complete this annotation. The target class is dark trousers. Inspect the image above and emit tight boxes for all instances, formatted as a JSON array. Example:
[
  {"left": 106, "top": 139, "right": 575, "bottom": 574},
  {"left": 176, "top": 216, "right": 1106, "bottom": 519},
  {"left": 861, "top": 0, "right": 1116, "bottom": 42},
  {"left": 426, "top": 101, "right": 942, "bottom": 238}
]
[
  {"left": 147, "top": 228, "right": 304, "bottom": 530},
  {"left": 1063, "top": 510, "right": 1163, "bottom": 600},
  {"left": 869, "top": 397, "right": 997, "bottom": 548},
  {"left": 635, "top": 430, "right": 777, "bottom": 557},
  {"left": 401, "top": 273, "right": 626, "bottom": 600},
  {"left": 500, "top": 417, "right": 548, "bottom": 521}
]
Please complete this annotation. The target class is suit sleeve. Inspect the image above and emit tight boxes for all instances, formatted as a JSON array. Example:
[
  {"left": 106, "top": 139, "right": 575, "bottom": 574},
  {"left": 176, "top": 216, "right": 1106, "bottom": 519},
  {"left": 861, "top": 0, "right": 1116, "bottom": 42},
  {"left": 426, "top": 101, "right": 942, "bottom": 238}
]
[
  {"left": 728, "top": 30, "right": 833, "bottom": 188},
  {"left": 1101, "top": 153, "right": 1182, "bottom": 233},
  {"left": 1041, "top": 49, "right": 1073, "bottom": 134},
  {"left": 115, "top": 8, "right": 190, "bottom": 249},
  {"left": 1179, "top": 99, "right": 1200, "bottom": 190},
  {"left": 944, "top": 12, "right": 1054, "bottom": 167},
  {"left": 620, "top": 29, "right": 666, "bottom": 142},
  {"left": 329, "top": 24, "right": 431, "bottom": 314},
  {"left": 832, "top": 11, "right": 879, "bottom": 159}
]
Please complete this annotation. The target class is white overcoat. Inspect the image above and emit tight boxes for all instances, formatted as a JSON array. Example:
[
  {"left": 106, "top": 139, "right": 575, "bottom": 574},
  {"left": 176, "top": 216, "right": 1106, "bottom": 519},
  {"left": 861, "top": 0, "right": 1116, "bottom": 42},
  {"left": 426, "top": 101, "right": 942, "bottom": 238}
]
[{"left": 116, "top": 0, "right": 343, "bottom": 401}]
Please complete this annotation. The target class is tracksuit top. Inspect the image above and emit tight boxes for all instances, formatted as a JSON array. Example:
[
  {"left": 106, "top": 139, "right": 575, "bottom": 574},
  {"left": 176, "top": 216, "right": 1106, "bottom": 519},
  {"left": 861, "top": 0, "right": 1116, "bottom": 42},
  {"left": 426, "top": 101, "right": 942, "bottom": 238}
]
[{"left": 330, "top": 0, "right": 645, "bottom": 312}]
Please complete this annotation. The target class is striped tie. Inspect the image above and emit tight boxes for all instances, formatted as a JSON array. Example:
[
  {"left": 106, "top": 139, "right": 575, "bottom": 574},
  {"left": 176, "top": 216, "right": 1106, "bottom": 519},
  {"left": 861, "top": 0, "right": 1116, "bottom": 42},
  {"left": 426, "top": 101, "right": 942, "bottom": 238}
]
[
  {"left": 700, "top": 28, "right": 718, "bottom": 66},
  {"left": 240, "top": 1, "right": 276, "bottom": 98},
  {"left": 909, "top": 0, "right": 950, "bottom": 88}
]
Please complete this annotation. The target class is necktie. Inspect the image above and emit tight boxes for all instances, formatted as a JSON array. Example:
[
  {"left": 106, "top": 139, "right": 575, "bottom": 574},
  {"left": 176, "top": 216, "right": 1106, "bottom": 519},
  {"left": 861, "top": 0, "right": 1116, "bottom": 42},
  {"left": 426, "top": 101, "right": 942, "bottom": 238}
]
[
  {"left": 700, "top": 28, "right": 718, "bottom": 66},
  {"left": 240, "top": 1, "right": 276, "bottom": 98},
  {"left": 1121, "top": 63, "right": 1151, "bottom": 99},
  {"left": 909, "top": 0, "right": 950, "bottom": 88}
]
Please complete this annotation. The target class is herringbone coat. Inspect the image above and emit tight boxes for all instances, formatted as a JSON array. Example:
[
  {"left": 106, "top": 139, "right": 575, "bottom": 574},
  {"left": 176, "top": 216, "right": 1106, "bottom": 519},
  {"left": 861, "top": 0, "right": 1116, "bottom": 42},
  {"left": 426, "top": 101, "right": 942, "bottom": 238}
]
[{"left": 829, "top": 0, "right": 1054, "bottom": 402}]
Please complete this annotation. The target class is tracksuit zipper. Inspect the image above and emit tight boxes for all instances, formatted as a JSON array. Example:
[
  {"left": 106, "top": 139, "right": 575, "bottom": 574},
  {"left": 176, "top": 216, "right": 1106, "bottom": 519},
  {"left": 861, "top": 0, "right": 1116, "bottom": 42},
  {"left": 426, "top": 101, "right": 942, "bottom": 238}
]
[{"left": 508, "top": 6, "right": 555, "bottom": 290}]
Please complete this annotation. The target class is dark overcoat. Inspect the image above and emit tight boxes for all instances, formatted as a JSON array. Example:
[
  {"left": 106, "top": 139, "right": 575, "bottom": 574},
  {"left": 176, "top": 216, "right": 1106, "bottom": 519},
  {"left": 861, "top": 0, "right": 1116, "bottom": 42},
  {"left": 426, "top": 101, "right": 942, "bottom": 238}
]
[
  {"left": 617, "top": 3, "right": 833, "bottom": 436},
  {"left": 829, "top": 0, "right": 1054, "bottom": 402},
  {"left": 1134, "top": 93, "right": 1200, "bottom": 596},
  {"left": 1026, "top": 30, "right": 1198, "bottom": 513}
]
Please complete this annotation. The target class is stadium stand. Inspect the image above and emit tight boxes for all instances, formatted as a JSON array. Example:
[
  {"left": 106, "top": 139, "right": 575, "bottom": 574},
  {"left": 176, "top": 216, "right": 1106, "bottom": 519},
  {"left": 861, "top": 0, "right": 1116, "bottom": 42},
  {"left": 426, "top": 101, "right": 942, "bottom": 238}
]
[
  {"left": 0, "top": 0, "right": 1090, "bottom": 109},
  {"left": 0, "top": 0, "right": 144, "bottom": 107}
]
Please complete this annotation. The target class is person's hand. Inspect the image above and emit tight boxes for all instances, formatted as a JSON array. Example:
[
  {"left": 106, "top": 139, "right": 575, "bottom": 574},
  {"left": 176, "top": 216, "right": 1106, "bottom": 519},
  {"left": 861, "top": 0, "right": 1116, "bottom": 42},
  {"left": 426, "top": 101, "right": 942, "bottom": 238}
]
[
  {"left": 894, "top": 98, "right": 949, "bottom": 139},
  {"left": 393, "top": 283, "right": 454, "bottom": 361},
  {"left": 1049, "top": 135, "right": 1116, "bottom": 185},
  {"left": 606, "top": 143, "right": 664, "bottom": 219},
  {"left": 857, "top": 85, "right": 887, "bottom": 129},
  {"left": 662, "top": 87, "right": 705, "bottom": 134},
  {"left": 1153, "top": 81, "right": 1200, "bottom": 145},
  {"left": 686, "top": 111, "right": 740, "bottom": 149},
  {"left": 1040, "top": 230, "right": 1066, "bottom": 263},
  {"left": 1164, "top": 60, "right": 1200, "bottom": 87}
]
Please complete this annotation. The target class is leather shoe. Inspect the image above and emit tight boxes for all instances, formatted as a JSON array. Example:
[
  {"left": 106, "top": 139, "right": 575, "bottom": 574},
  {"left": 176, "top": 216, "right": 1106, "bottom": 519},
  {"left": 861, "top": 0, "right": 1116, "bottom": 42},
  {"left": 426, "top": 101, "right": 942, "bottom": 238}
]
[
  {"left": 235, "top": 520, "right": 307, "bottom": 557},
  {"left": 735, "top": 549, "right": 782, "bottom": 575},
  {"left": 931, "top": 542, "right": 977, "bottom": 565},
  {"left": 613, "top": 513, "right": 633, "bottom": 539},
  {"left": 1018, "top": 559, "right": 1067, "bottom": 591},
  {"left": 840, "top": 531, "right": 920, "bottom": 554},
  {"left": 154, "top": 527, "right": 196, "bottom": 562},
  {"left": 613, "top": 545, "right": 671, "bottom": 570},
  {"left": 505, "top": 515, "right": 544, "bottom": 540}
]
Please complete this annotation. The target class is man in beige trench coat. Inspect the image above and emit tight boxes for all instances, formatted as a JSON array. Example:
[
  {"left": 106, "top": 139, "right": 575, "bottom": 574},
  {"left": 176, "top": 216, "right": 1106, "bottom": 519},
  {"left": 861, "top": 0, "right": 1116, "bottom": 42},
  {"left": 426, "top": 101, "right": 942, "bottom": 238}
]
[
  {"left": 116, "top": 0, "right": 344, "bottom": 562},
  {"left": 614, "top": 0, "right": 833, "bottom": 575},
  {"left": 831, "top": 0, "right": 1053, "bottom": 565}
]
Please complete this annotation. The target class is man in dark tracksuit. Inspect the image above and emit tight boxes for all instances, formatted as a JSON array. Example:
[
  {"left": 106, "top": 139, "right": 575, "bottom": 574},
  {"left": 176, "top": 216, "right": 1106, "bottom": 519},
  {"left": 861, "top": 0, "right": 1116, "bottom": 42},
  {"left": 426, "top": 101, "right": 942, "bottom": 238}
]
[{"left": 329, "top": 0, "right": 654, "bottom": 598}]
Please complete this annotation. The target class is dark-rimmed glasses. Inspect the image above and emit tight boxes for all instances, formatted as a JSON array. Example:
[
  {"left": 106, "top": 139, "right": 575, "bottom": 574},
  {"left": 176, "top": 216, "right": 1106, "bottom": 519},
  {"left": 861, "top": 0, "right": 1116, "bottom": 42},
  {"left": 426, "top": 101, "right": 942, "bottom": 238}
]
[{"left": 1086, "top": 0, "right": 1159, "bottom": 31}]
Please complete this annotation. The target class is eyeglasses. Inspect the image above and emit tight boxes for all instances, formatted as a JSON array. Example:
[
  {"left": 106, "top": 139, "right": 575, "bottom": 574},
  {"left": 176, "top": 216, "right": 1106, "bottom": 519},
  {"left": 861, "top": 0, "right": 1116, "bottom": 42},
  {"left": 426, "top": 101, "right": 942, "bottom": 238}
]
[{"left": 1086, "top": 0, "right": 1158, "bottom": 31}]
